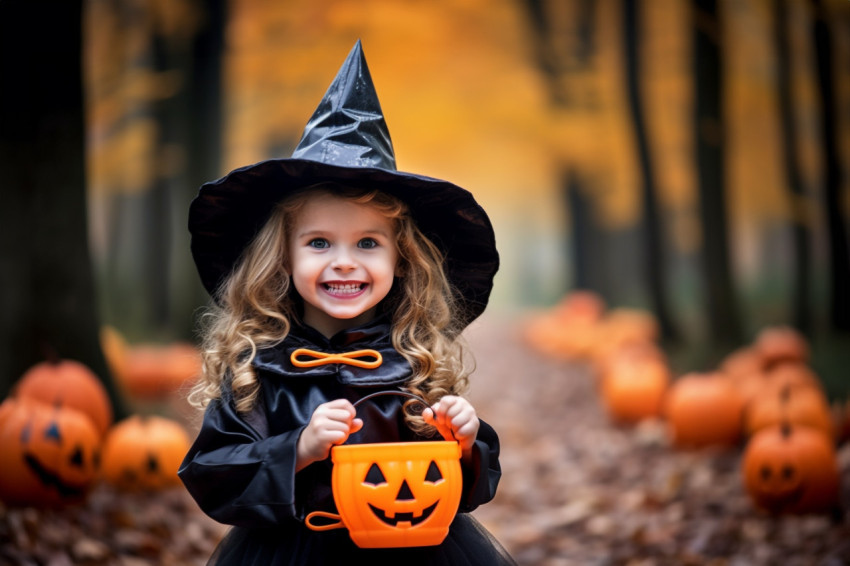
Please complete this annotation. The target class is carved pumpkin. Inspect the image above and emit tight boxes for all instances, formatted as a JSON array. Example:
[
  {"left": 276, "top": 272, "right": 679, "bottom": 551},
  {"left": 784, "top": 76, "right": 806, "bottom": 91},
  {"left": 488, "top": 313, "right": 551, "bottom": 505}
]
[
  {"left": 664, "top": 373, "right": 745, "bottom": 448},
  {"left": 327, "top": 440, "right": 462, "bottom": 548},
  {"left": 598, "top": 345, "right": 670, "bottom": 424},
  {"left": 742, "top": 423, "right": 840, "bottom": 514},
  {"left": 100, "top": 415, "right": 191, "bottom": 490},
  {"left": 0, "top": 397, "right": 101, "bottom": 507},
  {"left": 16, "top": 359, "right": 113, "bottom": 436},
  {"left": 745, "top": 385, "right": 834, "bottom": 439},
  {"left": 0, "top": 397, "right": 45, "bottom": 505}
]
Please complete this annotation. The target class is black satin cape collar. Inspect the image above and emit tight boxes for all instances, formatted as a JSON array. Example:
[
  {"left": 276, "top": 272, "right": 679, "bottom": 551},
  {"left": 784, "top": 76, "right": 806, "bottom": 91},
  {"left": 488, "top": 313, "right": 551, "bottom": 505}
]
[{"left": 251, "top": 316, "right": 412, "bottom": 386}]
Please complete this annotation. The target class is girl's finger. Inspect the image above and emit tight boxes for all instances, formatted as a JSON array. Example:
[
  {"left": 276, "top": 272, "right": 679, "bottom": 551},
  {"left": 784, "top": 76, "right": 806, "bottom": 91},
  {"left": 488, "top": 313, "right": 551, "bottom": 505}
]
[{"left": 422, "top": 407, "right": 435, "bottom": 423}]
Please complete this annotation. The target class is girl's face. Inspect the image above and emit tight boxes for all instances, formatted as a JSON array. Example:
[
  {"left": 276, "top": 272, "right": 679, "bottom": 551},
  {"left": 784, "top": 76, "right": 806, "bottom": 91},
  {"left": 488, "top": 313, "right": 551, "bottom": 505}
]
[{"left": 289, "top": 192, "right": 400, "bottom": 337}]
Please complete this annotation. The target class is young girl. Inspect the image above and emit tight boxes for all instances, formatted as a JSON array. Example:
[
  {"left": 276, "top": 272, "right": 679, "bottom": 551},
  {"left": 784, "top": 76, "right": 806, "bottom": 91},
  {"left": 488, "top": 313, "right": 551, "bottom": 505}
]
[{"left": 179, "top": 41, "right": 514, "bottom": 565}]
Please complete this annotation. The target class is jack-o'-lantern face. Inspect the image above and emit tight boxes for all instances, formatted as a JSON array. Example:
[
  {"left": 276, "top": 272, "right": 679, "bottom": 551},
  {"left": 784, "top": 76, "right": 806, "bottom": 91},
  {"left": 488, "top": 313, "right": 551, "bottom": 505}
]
[
  {"left": 360, "top": 458, "right": 446, "bottom": 528},
  {"left": 100, "top": 415, "right": 191, "bottom": 491},
  {"left": 22, "top": 409, "right": 100, "bottom": 499},
  {"left": 0, "top": 399, "right": 101, "bottom": 506},
  {"left": 331, "top": 441, "right": 463, "bottom": 548},
  {"left": 742, "top": 424, "right": 821, "bottom": 513},
  {"left": 745, "top": 450, "right": 803, "bottom": 510}
]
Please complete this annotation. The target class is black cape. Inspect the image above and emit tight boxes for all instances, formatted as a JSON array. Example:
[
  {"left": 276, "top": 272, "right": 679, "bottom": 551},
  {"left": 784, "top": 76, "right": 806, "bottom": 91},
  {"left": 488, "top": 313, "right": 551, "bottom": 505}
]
[{"left": 178, "top": 317, "right": 516, "bottom": 565}]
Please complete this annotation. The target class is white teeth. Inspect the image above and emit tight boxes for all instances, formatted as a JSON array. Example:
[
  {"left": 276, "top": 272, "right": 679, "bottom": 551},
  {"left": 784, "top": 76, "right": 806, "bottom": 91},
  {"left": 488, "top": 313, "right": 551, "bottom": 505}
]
[{"left": 325, "top": 283, "right": 363, "bottom": 294}]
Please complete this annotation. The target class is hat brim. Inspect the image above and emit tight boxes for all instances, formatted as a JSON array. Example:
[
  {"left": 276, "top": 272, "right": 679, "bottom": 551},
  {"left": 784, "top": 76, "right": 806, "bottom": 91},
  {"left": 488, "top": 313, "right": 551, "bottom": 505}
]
[{"left": 189, "top": 158, "right": 499, "bottom": 327}]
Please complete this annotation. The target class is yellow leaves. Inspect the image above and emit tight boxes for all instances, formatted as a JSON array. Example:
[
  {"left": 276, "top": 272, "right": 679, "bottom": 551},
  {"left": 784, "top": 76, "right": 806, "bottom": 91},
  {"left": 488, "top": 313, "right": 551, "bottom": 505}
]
[{"left": 88, "top": 118, "right": 157, "bottom": 196}]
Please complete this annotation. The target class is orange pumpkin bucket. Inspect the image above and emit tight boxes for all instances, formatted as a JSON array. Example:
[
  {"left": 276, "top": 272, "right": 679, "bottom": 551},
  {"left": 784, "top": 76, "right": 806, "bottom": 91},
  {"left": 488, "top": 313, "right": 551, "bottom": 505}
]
[{"left": 306, "top": 391, "right": 462, "bottom": 548}]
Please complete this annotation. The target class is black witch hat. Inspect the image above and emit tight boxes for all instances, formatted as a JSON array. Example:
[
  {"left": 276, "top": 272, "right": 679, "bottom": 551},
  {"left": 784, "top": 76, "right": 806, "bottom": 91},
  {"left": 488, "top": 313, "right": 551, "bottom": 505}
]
[{"left": 188, "top": 40, "right": 499, "bottom": 328}]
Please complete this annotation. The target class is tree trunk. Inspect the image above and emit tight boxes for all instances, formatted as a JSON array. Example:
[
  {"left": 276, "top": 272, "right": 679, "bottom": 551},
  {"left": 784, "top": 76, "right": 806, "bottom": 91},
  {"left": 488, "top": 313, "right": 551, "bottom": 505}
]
[
  {"left": 564, "top": 169, "right": 610, "bottom": 296},
  {"left": 178, "top": 0, "right": 228, "bottom": 330},
  {"left": 692, "top": 0, "right": 742, "bottom": 347},
  {"left": 623, "top": 0, "right": 678, "bottom": 341},
  {"left": 0, "top": 0, "right": 127, "bottom": 418},
  {"left": 811, "top": 0, "right": 850, "bottom": 332},
  {"left": 772, "top": 0, "right": 811, "bottom": 333}
]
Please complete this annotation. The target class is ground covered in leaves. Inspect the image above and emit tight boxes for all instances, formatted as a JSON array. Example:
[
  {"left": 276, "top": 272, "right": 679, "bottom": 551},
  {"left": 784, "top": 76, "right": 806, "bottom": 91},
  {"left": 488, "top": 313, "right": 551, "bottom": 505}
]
[
  {"left": 1, "top": 313, "right": 849, "bottom": 565},
  {"left": 467, "top": 315, "right": 850, "bottom": 566}
]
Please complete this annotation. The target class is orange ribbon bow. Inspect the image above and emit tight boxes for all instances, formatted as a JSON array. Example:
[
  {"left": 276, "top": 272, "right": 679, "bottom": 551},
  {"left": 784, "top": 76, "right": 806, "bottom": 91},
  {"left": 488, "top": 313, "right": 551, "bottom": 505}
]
[{"left": 290, "top": 348, "right": 383, "bottom": 369}]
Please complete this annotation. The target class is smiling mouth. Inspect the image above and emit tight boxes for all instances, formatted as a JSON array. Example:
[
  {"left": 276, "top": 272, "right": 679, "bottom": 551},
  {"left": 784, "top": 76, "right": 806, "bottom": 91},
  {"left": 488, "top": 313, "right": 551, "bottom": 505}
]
[
  {"left": 368, "top": 501, "right": 439, "bottom": 527},
  {"left": 323, "top": 282, "right": 367, "bottom": 296}
]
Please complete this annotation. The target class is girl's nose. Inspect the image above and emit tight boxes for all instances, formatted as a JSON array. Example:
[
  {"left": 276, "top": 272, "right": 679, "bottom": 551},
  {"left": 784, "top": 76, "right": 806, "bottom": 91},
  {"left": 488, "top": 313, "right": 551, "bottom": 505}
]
[{"left": 331, "top": 248, "right": 357, "bottom": 272}]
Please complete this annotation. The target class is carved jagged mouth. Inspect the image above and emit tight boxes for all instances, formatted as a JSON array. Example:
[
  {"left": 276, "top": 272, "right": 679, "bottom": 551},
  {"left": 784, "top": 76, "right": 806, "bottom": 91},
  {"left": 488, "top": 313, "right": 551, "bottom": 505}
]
[
  {"left": 758, "top": 486, "right": 805, "bottom": 512},
  {"left": 24, "top": 453, "right": 87, "bottom": 498},
  {"left": 368, "top": 501, "right": 439, "bottom": 527}
]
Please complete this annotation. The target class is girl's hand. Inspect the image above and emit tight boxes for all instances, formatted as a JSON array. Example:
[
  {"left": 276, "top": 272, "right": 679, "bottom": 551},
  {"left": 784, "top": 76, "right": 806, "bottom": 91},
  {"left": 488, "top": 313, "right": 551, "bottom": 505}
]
[
  {"left": 423, "top": 395, "right": 479, "bottom": 460},
  {"left": 296, "top": 399, "right": 362, "bottom": 471}
]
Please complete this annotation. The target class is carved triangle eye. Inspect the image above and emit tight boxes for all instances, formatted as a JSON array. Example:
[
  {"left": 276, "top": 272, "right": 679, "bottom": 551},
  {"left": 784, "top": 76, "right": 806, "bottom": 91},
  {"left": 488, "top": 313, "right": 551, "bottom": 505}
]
[
  {"left": 425, "top": 460, "right": 442, "bottom": 483},
  {"left": 45, "top": 422, "right": 62, "bottom": 443},
  {"left": 69, "top": 446, "right": 85, "bottom": 468},
  {"left": 147, "top": 454, "right": 160, "bottom": 474},
  {"left": 364, "top": 462, "right": 387, "bottom": 486}
]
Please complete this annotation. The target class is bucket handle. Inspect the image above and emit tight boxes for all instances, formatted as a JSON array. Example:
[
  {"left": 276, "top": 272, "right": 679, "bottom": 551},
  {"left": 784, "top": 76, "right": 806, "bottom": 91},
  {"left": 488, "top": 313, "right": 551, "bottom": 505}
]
[
  {"left": 352, "top": 390, "right": 429, "bottom": 410},
  {"left": 351, "top": 390, "right": 456, "bottom": 442},
  {"left": 305, "top": 510, "right": 346, "bottom": 531}
]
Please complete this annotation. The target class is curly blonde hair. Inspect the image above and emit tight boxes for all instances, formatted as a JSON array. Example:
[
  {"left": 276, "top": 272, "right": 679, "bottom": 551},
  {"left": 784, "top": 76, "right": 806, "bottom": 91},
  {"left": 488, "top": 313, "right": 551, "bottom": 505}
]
[{"left": 188, "top": 184, "right": 472, "bottom": 433}]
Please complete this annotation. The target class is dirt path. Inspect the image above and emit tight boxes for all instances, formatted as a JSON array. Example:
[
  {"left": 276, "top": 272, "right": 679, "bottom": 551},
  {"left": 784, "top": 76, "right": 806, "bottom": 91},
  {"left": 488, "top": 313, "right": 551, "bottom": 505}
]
[{"left": 465, "top": 313, "right": 850, "bottom": 565}]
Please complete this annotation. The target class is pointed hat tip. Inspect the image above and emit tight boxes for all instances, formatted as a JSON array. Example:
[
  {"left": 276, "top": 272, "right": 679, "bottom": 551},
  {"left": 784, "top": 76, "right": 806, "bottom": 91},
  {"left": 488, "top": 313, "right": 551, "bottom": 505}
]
[
  {"left": 291, "top": 38, "right": 396, "bottom": 170},
  {"left": 349, "top": 38, "right": 364, "bottom": 59}
]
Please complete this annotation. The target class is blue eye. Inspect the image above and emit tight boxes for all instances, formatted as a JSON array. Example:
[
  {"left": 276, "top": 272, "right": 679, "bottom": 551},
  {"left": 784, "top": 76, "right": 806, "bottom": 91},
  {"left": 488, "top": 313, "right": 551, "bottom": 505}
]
[
  {"left": 358, "top": 238, "right": 378, "bottom": 249},
  {"left": 308, "top": 238, "right": 329, "bottom": 249}
]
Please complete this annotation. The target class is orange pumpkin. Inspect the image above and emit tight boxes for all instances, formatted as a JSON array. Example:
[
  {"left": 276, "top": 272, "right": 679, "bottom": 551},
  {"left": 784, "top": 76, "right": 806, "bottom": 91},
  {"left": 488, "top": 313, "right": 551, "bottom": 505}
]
[
  {"left": 765, "top": 362, "right": 821, "bottom": 393},
  {"left": 0, "top": 397, "right": 46, "bottom": 505},
  {"left": 100, "top": 415, "right": 191, "bottom": 490},
  {"left": 16, "top": 359, "right": 113, "bottom": 437},
  {"left": 592, "top": 308, "right": 659, "bottom": 356},
  {"left": 742, "top": 423, "right": 840, "bottom": 514},
  {"left": 664, "top": 373, "right": 745, "bottom": 448},
  {"left": 724, "top": 370, "right": 770, "bottom": 408},
  {"left": 552, "top": 289, "right": 606, "bottom": 325},
  {"left": 119, "top": 343, "right": 203, "bottom": 399},
  {"left": 755, "top": 325, "right": 809, "bottom": 369},
  {"left": 308, "top": 441, "right": 462, "bottom": 548},
  {"left": 523, "top": 313, "right": 591, "bottom": 360},
  {"left": 720, "top": 347, "right": 765, "bottom": 379},
  {"left": 599, "top": 346, "right": 670, "bottom": 424},
  {"left": 0, "top": 397, "right": 101, "bottom": 507},
  {"left": 523, "top": 290, "right": 607, "bottom": 360},
  {"left": 745, "top": 385, "right": 834, "bottom": 439}
]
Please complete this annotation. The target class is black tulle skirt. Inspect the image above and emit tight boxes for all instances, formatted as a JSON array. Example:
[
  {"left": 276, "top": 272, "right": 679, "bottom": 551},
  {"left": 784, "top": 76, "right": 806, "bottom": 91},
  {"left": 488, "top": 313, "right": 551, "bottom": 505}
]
[{"left": 207, "top": 514, "right": 517, "bottom": 565}]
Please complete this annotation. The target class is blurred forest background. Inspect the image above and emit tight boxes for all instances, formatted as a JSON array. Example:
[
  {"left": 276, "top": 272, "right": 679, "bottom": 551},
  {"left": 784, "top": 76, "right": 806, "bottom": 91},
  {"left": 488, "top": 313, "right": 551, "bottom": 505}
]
[{"left": 1, "top": 0, "right": 849, "bottom": 413}]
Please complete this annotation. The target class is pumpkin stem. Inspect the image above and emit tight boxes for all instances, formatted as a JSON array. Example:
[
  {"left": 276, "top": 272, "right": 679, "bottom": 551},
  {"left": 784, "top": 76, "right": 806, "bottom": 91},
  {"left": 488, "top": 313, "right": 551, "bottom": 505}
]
[{"left": 40, "top": 340, "right": 60, "bottom": 365}]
